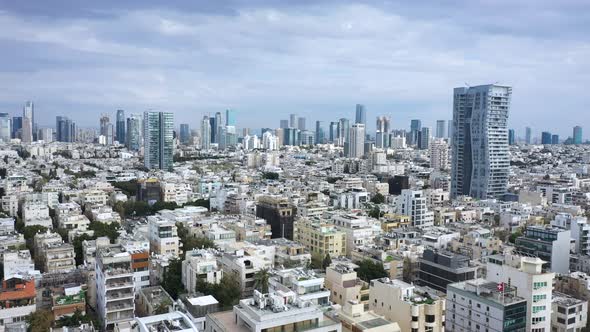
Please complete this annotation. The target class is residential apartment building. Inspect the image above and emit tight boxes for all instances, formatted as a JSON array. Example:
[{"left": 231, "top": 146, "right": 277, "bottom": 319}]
[
  {"left": 95, "top": 245, "right": 135, "bottom": 330},
  {"left": 147, "top": 215, "right": 181, "bottom": 257},
  {"left": 446, "top": 279, "right": 527, "bottom": 332},
  {"left": 551, "top": 292, "right": 588, "bottom": 332},
  {"left": 369, "top": 278, "right": 445, "bottom": 332},
  {"left": 396, "top": 190, "right": 434, "bottom": 228},
  {"left": 205, "top": 290, "right": 341, "bottom": 332},
  {"left": 182, "top": 249, "right": 223, "bottom": 295},
  {"left": 514, "top": 226, "right": 570, "bottom": 274},
  {"left": 486, "top": 253, "right": 554, "bottom": 332},
  {"left": 296, "top": 218, "right": 347, "bottom": 257}
]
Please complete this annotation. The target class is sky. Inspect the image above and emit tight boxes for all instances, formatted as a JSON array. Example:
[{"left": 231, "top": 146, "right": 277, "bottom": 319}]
[{"left": 0, "top": 0, "right": 589, "bottom": 139}]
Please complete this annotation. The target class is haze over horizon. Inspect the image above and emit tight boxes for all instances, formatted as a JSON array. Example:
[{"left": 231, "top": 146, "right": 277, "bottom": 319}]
[{"left": 0, "top": 0, "right": 589, "bottom": 138}]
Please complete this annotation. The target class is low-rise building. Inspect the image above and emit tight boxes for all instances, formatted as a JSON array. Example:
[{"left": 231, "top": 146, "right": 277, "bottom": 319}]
[
  {"left": 205, "top": 290, "right": 342, "bottom": 332},
  {"left": 551, "top": 291, "right": 588, "bottom": 332},
  {"left": 369, "top": 278, "right": 445, "bottom": 332}
]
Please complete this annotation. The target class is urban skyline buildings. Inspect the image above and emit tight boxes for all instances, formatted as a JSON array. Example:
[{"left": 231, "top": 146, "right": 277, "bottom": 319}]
[
  {"left": 451, "top": 84, "right": 511, "bottom": 200},
  {"left": 116, "top": 109, "right": 126, "bottom": 144},
  {"left": 143, "top": 111, "right": 174, "bottom": 171}
]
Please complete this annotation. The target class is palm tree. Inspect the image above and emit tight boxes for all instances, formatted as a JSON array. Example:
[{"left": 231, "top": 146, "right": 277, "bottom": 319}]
[{"left": 253, "top": 268, "right": 270, "bottom": 294}]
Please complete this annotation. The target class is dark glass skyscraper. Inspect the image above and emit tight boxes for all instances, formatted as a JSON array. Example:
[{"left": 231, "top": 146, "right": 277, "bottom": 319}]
[
  {"left": 126, "top": 114, "right": 141, "bottom": 151},
  {"left": 315, "top": 121, "right": 324, "bottom": 145},
  {"left": 56, "top": 116, "right": 76, "bottom": 142},
  {"left": 116, "top": 109, "right": 126, "bottom": 144},
  {"left": 11, "top": 116, "right": 22, "bottom": 139},
  {"left": 508, "top": 129, "right": 515, "bottom": 145},
  {"left": 355, "top": 104, "right": 366, "bottom": 125},
  {"left": 541, "top": 131, "right": 552, "bottom": 144},
  {"left": 179, "top": 123, "right": 190, "bottom": 145}
]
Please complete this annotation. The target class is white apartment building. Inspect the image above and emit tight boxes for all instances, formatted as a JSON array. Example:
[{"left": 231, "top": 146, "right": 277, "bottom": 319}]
[
  {"left": 147, "top": 215, "right": 181, "bottom": 257},
  {"left": 429, "top": 139, "right": 449, "bottom": 171},
  {"left": 331, "top": 214, "right": 381, "bottom": 256},
  {"left": 205, "top": 290, "right": 342, "bottom": 332},
  {"left": 182, "top": 249, "right": 223, "bottom": 294},
  {"left": 22, "top": 202, "right": 52, "bottom": 228},
  {"left": 396, "top": 189, "right": 434, "bottom": 228},
  {"left": 218, "top": 249, "right": 273, "bottom": 297},
  {"left": 486, "top": 253, "right": 554, "bottom": 332},
  {"left": 95, "top": 245, "right": 135, "bottom": 330},
  {"left": 446, "top": 279, "right": 527, "bottom": 332},
  {"left": 80, "top": 189, "right": 109, "bottom": 206},
  {"left": 551, "top": 292, "right": 588, "bottom": 332}
]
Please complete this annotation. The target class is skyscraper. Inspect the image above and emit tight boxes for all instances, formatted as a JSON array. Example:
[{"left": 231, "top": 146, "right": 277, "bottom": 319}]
[
  {"left": 214, "top": 112, "right": 222, "bottom": 143},
  {"left": 21, "top": 104, "right": 33, "bottom": 144},
  {"left": 11, "top": 116, "right": 22, "bottom": 139},
  {"left": 541, "top": 131, "right": 552, "bottom": 144},
  {"left": 279, "top": 120, "right": 289, "bottom": 129},
  {"left": 225, "top": 109, "right": 236, "bottom": 127},
  {"left": 508, "top": 129, "right": 515, "bottom": 145},
  {"left": 201, "top": 116, "right": 211, "bottom": 150},
  {"left": 106, "top": 123, "right": 114, "bottom": 145},
  {"left": 329, "top": 122, "right": 339, "bottom": 143},
  {"left": 126, "top": 114, "right": 141, "bottom": 151},
  {"left": 23, "top": 101, "right": 35, "bottom": 141},
  {"left": 418, "top": 127, "right": 430, "bottom": 150},
  {"left": 338, "top": 118, "right": 350, "bottom": 146},
  {"left": 410, "top": 119, "right": 421, "bottom": 145},
  {"left": 56, "top": 116, "right": 76, "bottom": 142},
  {"left": 355, "top": 104, "right": 366, "bottom": 125},
  {"left": 525, "top": 127, "right": 532, "bottom": 144},
  {"left": 451, "top": 84, "right": 511, "bottom": 199},
  {"left": 573, "top": 126, "right": 583, "bottom": 144},
  {"left": 0, "top": 113, "right": 10, "bottom": 142},
  {"left": 348, "top": 123, "right": 365, "bottom": 158},
  {"left": 179, "top": 124, "right": 190, "bottom": 145},
  {"left": 297, "top": 117, "right": 306, "bottom": 131},
  {"left": 143, "top": 111, "right": 174, "bottom": 171},
  {"left": 289, "top": 114, "right": 297, "bottom": 128},
  {"left": 100, "top": 114, "right": 110, "bottom": 135},
  {"left": 376, "top": 116, "right": 391, "bottom": 148},
  {"left": 116, "top": 110, "right": 126, "bottom": 144},
  {"left": 315, "top": 121, "right": 324, "bottom": 145},
  {"left": 435, "top": 120, "right": 447, "bottom": 138},
  {"left": 551, "top": 134, "right": 559, "bottom": 145}
]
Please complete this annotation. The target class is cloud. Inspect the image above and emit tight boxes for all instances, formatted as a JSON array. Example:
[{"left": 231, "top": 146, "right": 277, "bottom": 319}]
[{"left": 0, "top": 1, "right": 588, "bottom": 138}]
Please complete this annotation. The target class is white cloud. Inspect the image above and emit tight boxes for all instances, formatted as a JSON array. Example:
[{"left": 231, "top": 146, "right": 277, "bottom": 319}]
[{"left": 0, "top": 2, "right": 588, "bottom": 136}]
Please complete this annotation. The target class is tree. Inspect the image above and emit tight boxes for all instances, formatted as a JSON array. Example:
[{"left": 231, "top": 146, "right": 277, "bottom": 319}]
[
  {"left": 196, "top": 274, "right": 241, "bottom": 309},
  {"left": 26, "top": 310, "right": 54, "bottom": 332},
  {"left": 262, "top": 172, "right": 279, "bottom": 180},
  {"left": 253, "top": 268, "right": 270, "bottom": 294},
  {"left": 161, "top": 258, "right": 185, "bottom": 300},
  {"left": 310, "top": 252, "right": 324, "bottom": 270},
  {"left": 370, "top": 193, "right": 385, "bottom": 204},
  {"left": 73, "top": 234, "right": 95, "bottom": 266},
  {"left": 154, "top": 299, "right": 172, "bottom": 315},
  {"left": 356, "top": 260, "right": 388, "bottom": 283},
  {"left": 322, "top": 254, "right": 332, "bottom": 270},
  {"left": 368, "top": 206, "right": 381, "bottom": 219},
  {"left": 112, "top": 180, "right": 138, "bottom": 196},
  {"left": 56, "top": 309, "right": 94, "bottom": 327},
  {"left": 88, "top": 221, "right": 120, "bottom": 243}
]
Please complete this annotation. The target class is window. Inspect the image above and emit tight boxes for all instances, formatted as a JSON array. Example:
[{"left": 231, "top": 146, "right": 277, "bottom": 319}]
[
  {"left": 412, "top": 316, "right": 418, "bottom": 322},
  {"left": 533, "top": 294, "right": 547, "bottom": 302},
  {"left": 425, "top": 315, "right": 435, "bottom": 323},
  {"left": 532, "top": 305, "right": 546, "bottom": 314},
  {"left": 568, "top": 317, "right": 576, "bottom": 324},
  {"left": 533, "top": 281, "right": 548, "bottom": 290}
]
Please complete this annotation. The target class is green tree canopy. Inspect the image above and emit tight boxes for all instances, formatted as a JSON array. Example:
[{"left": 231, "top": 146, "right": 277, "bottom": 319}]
[{"left": 356, "top": 260, "right": 388, "bottom": 283}]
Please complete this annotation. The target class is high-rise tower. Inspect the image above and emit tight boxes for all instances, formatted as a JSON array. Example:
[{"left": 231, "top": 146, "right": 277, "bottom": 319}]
[{"left": 451, "top": 84, "right": 511, "bottom": 199}]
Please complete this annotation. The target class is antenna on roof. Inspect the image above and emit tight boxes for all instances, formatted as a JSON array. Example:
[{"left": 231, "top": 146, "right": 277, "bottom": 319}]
[{"left": 465, "top": 82, "right": 470, "bottom": 87}]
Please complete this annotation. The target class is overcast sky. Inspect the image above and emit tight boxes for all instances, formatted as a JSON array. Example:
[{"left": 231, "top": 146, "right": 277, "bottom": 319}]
[{"left": 0, "top": 0, "right": 588, "bottom": 138}]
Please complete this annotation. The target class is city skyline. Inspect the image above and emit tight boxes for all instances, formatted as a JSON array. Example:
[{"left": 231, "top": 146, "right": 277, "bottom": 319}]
[{"left": 0, "top": 1, "right": 588, "bottom": 135}]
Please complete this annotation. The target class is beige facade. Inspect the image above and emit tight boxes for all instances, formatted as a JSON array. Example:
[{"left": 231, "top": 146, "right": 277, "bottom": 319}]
[
  {"left": 296, "top": 218, "right": 346, "bottom": 257},
  {"left": 325, "top": 263, "right": 366, "bottom": 306},
  {"left": 368, "top": 278, "right": 445, "bottom": 332}
]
